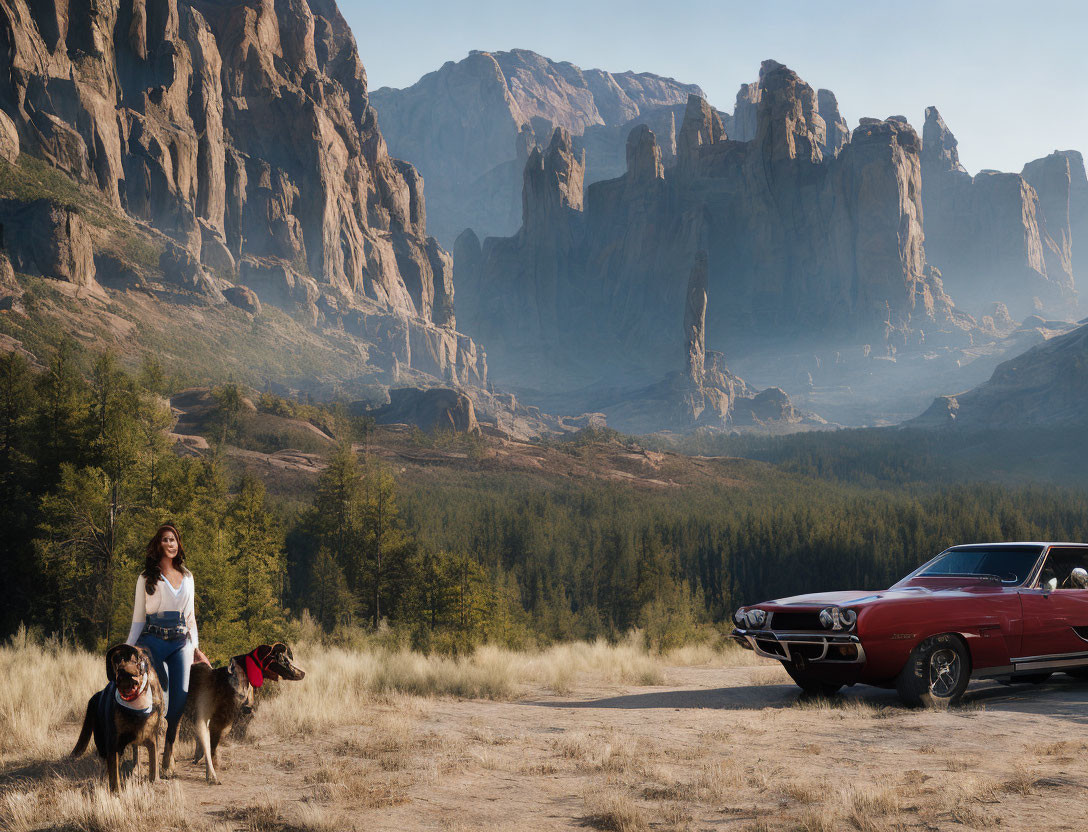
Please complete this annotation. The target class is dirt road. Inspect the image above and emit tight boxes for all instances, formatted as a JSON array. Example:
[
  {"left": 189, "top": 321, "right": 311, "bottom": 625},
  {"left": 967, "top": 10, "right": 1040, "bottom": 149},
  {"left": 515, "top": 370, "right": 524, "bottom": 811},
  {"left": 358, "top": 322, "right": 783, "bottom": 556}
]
[{"left": 163, "top": 665, "right": 1088, "bottom": 831}]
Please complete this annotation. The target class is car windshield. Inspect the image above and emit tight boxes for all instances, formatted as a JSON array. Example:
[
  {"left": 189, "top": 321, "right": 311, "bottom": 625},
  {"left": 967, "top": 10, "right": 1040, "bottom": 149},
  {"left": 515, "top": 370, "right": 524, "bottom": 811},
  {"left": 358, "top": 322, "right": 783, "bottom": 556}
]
[{"left": 915, "top": 546, "right": 1043, "bottom": 585}]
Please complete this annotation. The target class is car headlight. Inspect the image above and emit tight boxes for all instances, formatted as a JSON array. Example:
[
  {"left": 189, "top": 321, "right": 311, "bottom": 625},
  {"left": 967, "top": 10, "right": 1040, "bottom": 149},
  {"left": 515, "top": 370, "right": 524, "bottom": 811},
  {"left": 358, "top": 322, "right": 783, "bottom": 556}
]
[
  {"left": 819, "top": 607, "right": 857, "bottom": 631},
  {"left": 746, "top": 609, "right": 767, "bottom": 628},
  {"left": 733, "top": 608, "right": 747, "bottom": 626}
]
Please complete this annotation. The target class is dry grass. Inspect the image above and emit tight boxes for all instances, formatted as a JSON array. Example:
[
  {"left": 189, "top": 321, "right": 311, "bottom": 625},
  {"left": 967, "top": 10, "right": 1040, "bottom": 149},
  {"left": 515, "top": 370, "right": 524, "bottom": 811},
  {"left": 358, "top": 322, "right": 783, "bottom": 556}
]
[
  {"left": 552, "top": 729, "right": 659, "bottom": 776},
  {"left": 662, "top": 640, "right": 776, "bottom": 668},
  {"left": 582, "top": 785, "right": 650, "bottom": 831},
  {"left": 3, "top": 632, "right": 1086, "bottom": 832},
  {"left": 1, "top": 779, "right": 203, "bottom": 832},
  {"left": 0, "top": 627, "right": 101, "bottom": 764},
  {"left": 253, "top": 635, "right": 731, "bottom": 736},
  {"left": 0, "top": 629, "right": 773, "bottom": 760}
]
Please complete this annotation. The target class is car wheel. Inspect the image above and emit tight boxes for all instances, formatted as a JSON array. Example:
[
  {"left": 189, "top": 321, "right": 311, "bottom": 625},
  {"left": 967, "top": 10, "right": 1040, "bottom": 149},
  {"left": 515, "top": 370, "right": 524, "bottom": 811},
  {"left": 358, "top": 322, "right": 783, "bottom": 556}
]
[
  {"left": 784, "top": 664, "right": 843, "bottom": 697},
  {"left": 1065, "top": 668, "right": 1088, "bottom": 679},
  {"left": 896, "top": 633, "right": 970, "bottom": 708}
]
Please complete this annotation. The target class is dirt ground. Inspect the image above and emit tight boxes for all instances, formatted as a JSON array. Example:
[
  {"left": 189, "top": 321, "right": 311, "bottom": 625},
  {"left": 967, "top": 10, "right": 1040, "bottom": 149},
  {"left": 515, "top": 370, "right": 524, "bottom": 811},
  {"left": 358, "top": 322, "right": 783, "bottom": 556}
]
[{"left": 98, "top": 665, "right": 1088, "bottom": 832}]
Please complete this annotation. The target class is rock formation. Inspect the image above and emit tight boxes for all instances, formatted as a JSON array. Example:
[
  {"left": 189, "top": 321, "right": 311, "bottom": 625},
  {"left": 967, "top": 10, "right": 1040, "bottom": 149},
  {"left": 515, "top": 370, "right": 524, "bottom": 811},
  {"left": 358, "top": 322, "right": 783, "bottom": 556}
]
[
  {"left": 370, "top": 387, "right": 481, "bottom": 435},
  {"left": 0, "top": 199, "right": 96, "bottom": 287},
  {"left": 921, "top": 107, "right": 1076, "bottom": 317},
  {"left": 913, "top": 321, "right": 1088, "bottom": 428},
  {"left": 457, "top": 61, "right": 966, "bottom": 398},
  {"left": 818, "top": 90, "right": 850, "bottom": 157},
  {"left": 1022, "top": 150, "right": 1088, "bottom": 293},
  {"left": 576, "top": 251, "right": 816, "bottom": 433},
  {"left": 369, "top": 49, "right": 705, "bottom": 244},
  {"left": 0, "top": 0, "right": 484, "bottom": 386}
]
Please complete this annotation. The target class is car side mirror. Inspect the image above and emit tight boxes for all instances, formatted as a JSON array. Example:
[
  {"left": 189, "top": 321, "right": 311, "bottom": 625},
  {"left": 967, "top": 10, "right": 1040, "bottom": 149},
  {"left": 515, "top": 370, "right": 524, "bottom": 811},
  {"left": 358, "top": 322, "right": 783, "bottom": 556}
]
[
  {"left": 1043, "top": 577, "right": 1059, "bottom": 593},
  {"left": 1071, "top": 568, "right": 1088, "bottom": 589}
]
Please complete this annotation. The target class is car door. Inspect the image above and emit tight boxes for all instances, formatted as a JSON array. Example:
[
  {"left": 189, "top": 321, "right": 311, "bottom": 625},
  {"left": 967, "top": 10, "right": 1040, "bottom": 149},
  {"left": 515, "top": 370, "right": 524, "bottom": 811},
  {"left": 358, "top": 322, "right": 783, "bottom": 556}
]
[{"left": 1017, "top": 546, "right": 1088, "bottom": 662}]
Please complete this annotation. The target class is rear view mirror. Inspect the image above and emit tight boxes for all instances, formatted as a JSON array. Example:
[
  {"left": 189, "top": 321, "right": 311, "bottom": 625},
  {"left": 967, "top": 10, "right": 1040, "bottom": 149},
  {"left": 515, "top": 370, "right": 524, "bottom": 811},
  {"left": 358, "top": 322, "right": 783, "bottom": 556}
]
[{"left": 1071, "top": 568, "right": 1088, "bottom": 589}]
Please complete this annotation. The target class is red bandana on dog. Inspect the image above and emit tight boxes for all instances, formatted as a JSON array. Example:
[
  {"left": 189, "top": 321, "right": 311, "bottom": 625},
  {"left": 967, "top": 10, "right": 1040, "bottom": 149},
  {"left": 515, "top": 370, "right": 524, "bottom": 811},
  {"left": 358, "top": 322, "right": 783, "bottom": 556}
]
[
  {"left": 243, "top": 653, "right": 265, "bottom": 688},
  {"left": 240, "top": 645, "right": 283, "bottom": 688}
]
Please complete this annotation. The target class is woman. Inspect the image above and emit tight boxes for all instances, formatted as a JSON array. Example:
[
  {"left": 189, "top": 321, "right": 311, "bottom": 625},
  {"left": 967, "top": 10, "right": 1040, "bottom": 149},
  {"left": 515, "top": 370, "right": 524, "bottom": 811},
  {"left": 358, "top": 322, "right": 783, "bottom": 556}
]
[{"left": 125, "top": 524, "right": 210, "bottom": 769}]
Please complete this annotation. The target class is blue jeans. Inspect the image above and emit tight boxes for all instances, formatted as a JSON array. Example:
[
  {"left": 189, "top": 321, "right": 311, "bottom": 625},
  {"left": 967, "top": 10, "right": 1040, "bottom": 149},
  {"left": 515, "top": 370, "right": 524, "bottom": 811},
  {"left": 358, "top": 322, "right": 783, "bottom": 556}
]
[{"left": 138, "top": 628, "right": 193, "bottom": 744}]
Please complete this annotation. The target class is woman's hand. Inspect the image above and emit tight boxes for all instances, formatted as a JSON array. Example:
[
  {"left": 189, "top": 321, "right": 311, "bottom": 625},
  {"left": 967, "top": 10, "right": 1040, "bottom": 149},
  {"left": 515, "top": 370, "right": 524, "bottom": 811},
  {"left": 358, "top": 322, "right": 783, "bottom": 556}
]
[{"left": 193, "top": 648, "right": 211, "bottom": 666}]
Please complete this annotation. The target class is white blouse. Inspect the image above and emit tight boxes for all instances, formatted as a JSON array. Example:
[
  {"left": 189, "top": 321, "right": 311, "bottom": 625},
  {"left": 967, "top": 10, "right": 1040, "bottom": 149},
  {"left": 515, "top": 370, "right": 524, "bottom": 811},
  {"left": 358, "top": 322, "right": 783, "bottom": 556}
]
[{"left": 125, "top": 572, "right": 199, "bottom": 649}]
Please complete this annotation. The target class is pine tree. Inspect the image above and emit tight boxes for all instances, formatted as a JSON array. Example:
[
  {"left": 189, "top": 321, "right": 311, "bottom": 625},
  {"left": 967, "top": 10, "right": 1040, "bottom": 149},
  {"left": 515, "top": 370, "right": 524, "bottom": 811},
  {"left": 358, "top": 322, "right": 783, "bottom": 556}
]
[
  {"left": 306, "top": 547, "right": 353, "bottom": 631},
  {"left": 135, "top": 392, "right": 173, "bottom": 509},
  {"left": 35, "top": 340, "right": 89, "bottom": 487},
  {"left": 226, "top": 475, "right": 287, "bottom": 641},
  {"left": 360, "top": 460, "right": 410, "bottom": 626}
]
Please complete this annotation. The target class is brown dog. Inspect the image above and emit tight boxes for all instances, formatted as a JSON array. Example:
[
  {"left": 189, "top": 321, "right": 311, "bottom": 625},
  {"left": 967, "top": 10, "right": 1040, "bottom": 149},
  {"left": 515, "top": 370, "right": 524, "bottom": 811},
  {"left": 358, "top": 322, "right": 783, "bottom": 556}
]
[
  {"left": 71, "top": 644, "right": 165, "bottom": 792},
  {"left": 182, "top": 643, "right": 305, "bottom": 784}
]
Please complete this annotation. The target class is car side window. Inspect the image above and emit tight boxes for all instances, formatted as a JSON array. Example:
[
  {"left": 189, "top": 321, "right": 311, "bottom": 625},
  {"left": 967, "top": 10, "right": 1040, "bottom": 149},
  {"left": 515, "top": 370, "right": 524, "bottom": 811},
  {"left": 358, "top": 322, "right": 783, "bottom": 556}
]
[{"left": 1036, "top": 548, "right": 1088, "bottom": 590}]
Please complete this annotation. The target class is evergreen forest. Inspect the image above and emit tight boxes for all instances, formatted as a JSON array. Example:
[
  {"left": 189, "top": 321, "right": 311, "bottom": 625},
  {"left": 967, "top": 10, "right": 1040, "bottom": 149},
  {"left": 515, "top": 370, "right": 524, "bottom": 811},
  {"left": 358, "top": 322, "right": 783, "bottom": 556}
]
[{"left": 4, "top": 344, "right": 1087, "bottom": 660}]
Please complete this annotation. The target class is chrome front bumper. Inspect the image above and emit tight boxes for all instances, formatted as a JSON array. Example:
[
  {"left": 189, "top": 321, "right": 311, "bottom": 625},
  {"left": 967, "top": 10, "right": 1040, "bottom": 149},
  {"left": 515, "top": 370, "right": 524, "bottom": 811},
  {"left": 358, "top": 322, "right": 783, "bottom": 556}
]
[{"left": 732, "top": 628, "right": 867, "bottom": 664}]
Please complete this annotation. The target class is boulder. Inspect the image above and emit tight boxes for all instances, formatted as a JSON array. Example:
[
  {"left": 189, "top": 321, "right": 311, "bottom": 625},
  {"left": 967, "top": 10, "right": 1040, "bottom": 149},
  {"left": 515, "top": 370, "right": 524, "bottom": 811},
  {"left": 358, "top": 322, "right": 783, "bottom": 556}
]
[
  {"left": 372, "top": 387, "right": 481, "bottom": 434},
  {"left": 159, "top": 244, "right": 222, "bottom": 302},
  {"left": 0, "top": 198, "right": 96, "bottom": 286},
  {"left": 223, "top": 285, "right": 261, "bottom": 315},
  {"left": 198, "top": 220, "right": 236, "bottom": 277}
]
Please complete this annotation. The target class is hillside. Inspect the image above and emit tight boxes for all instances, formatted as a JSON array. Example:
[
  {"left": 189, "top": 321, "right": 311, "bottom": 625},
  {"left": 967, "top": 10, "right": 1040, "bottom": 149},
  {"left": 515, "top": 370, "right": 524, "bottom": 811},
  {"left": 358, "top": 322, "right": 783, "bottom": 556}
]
[
  {"left": 0, "top": 0, "right": 485, "bottom": 403},
  {"left": 914, "top": 320, "right": 1088, "bottom": 429}
]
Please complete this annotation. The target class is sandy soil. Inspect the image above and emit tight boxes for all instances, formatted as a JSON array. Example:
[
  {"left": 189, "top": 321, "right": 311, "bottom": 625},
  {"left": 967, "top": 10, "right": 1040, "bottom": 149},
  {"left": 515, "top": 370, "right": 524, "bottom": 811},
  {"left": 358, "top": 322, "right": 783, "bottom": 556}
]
[{"left": 114, "top": 666, "right": 1088, "bottom": 831}]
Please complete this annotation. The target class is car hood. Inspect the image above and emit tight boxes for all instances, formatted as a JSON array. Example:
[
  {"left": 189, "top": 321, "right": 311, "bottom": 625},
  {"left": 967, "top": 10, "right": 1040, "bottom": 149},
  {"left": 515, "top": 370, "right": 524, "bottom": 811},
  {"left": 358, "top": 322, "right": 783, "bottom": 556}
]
[
  {"left": 760, "top": 587, "right": 935, "bottom": 609},
  {"left": 760, "top": 579, "right": 1013, "bottom": 610}
]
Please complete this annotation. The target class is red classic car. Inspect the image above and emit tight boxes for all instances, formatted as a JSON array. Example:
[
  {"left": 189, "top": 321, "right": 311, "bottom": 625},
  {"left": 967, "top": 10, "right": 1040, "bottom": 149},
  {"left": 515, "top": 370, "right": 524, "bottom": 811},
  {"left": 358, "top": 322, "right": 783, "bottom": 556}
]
[{"left": 731, "top": 542, "right": 1088, "bottom": 707}]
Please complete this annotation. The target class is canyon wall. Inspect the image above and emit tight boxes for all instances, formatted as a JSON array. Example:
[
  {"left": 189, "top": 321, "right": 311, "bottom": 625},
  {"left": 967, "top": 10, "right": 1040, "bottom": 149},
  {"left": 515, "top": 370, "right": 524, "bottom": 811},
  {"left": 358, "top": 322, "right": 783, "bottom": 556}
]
[
  {"left": 456, "top": 61, "right": 968, "bottom": 396},
  {"left": 0, "top": 0, "right": 484, "bottom": 384}
]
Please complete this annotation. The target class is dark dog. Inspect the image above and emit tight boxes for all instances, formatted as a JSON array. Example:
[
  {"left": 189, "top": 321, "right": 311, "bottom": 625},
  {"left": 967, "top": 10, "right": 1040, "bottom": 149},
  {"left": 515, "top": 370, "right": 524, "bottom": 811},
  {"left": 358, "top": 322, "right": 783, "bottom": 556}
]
[
  {"left": 180, "top": 643, "right": 305, "bottom": 784},
  {"left": 71, "top": 644, "right": 165, "bottom": 792}
]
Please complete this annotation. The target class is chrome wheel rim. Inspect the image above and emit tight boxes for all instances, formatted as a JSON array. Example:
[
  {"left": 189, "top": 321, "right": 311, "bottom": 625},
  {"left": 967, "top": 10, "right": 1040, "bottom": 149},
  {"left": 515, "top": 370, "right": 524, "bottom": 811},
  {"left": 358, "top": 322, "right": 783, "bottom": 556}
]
[{"left": 929, "top": 648, "right": 961, "bottom": 697}]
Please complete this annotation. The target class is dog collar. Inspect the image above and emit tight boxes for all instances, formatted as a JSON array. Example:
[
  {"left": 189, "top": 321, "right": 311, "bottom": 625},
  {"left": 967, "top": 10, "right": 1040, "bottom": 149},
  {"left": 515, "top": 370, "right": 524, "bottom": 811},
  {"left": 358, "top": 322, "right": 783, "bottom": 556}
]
[{"left": 114, "top": 678, "right": 153, "bottom": 714}]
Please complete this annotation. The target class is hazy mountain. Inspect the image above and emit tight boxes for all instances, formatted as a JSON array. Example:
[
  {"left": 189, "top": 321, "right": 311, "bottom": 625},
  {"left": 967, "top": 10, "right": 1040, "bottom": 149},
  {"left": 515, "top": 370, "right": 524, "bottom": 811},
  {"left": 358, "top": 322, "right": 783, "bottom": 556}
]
[{"left": 370, "top": 49, "right": 709, "bottom": 245}]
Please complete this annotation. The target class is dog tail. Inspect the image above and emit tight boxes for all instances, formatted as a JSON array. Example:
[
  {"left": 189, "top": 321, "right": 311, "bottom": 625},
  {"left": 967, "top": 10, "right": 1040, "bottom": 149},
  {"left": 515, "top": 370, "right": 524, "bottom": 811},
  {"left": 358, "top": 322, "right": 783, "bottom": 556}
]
[{"left": 70, "top": 693, "right": 97, "bottom": 757}]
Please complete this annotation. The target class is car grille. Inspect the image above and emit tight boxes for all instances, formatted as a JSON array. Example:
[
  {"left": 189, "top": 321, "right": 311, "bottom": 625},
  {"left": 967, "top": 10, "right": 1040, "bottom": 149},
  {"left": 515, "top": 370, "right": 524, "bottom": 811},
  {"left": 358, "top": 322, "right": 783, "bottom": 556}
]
[{"left": 769, "top": 611, "right": 823, "bottom": 631}]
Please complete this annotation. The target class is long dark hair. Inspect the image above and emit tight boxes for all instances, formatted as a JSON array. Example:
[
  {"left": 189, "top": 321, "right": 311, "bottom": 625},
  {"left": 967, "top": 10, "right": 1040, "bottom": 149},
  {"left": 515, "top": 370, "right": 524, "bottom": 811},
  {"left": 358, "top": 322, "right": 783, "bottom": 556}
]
[{"left": 141, "top": 524, "right": 188, "bottom": 595}]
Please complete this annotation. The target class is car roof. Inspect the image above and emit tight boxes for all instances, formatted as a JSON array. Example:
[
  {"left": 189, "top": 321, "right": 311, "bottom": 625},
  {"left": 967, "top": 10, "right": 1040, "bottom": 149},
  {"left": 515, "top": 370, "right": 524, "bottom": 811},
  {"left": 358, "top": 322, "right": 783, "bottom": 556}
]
[{"left": 948, "top": 542, "right": 1088, "bottom": 548}]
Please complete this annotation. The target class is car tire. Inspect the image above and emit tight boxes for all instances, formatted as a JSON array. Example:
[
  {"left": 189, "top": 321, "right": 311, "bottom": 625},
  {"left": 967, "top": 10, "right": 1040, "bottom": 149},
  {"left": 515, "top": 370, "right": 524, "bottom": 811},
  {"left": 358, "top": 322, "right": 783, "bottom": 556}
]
[
  {"left": 1065, "top": 668, "right": 1088, "bottom": 679},
  {"left": 784, "top": 664, "right": 843, "bottom": 697},
  {"left": 896, "top": 633, "right": 970, "bottom": 709}
]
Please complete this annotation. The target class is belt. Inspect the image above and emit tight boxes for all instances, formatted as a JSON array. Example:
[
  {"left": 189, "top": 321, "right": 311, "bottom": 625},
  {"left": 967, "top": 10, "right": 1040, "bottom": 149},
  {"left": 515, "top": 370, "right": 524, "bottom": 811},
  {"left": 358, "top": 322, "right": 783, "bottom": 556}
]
[
  {"left": 144, "top": 612, "right": 188, "bottom": 642},
  {"left": 144, "top": 623, "right": 188, "bottom": 641}
]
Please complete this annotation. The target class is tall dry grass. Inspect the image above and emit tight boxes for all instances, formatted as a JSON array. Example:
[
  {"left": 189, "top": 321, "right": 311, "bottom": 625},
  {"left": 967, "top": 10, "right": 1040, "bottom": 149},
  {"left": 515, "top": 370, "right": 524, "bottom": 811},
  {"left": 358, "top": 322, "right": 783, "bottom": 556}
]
[
  {"left": 0, "top": 625, "right": 775, "bottom": 754},
  {"left": 1, "top": 779, "right": 209, "bottom": 832},
  {"left": 254, "top": 632, "right": 771, "bottom": 736},
  {"left": 0, "top": 626, "right": 101, "bottom": 764}
]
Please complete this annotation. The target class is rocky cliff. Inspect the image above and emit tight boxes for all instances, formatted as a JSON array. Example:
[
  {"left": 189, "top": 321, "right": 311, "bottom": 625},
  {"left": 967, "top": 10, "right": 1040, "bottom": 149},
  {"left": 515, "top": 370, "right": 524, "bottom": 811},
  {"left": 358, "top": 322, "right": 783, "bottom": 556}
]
[
  {"left": 457, "top": 61, "right": 968, "bottom": 403},
  {"left": 369, "top": 49, "right": 707, "bottom": 245},
  {"left": 920, "top": 107, "right": 1079, "bottom": 318},
  {"left": 0, "top": 0, "right": 484, "bottom": 386}
]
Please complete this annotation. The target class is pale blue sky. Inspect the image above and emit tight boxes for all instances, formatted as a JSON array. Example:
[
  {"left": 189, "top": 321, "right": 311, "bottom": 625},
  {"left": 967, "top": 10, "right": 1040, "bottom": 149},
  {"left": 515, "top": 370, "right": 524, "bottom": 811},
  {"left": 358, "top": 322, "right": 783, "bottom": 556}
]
[{"left": 342, "top": 0, "right": 1086, "bottom": 175}]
